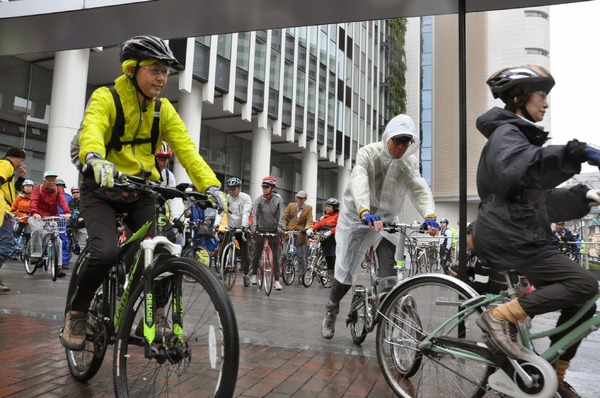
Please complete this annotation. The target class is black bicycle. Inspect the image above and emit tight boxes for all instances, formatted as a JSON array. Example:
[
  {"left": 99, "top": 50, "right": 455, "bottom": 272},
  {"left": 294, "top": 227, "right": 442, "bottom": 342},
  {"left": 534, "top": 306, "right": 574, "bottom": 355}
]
[{"left": 62, "top": 173, "right": 239, "bottom": 397}]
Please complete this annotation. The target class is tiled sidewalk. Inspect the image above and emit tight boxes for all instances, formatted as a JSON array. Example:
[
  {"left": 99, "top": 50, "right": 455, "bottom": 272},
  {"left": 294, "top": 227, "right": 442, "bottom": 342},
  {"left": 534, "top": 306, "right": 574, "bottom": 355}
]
[{"left": 0, "top": 313, "right": 396, "bottom": 397}]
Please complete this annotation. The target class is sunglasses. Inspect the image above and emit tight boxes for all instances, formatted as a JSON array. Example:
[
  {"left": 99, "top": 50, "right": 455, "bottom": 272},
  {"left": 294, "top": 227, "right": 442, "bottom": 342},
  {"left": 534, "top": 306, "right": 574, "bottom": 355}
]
[
  {"left": 72, "top": 191, "right": 80, "bottom": 194},
  {"left": 390, "top": 136, "right": 413, "bottom": 146}
]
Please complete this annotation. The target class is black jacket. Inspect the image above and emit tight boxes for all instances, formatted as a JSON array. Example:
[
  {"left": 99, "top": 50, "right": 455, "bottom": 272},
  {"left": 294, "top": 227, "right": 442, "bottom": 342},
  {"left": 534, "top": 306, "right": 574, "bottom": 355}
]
[{"left": 474, "top": 107, "right": 590, "bottom": 268}]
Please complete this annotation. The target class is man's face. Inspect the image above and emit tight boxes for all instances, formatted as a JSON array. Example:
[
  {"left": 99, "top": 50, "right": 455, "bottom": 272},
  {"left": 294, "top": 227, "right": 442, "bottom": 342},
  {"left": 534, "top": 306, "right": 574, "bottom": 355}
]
[
  {"left": 556, "top": 223, "right": 565, "bottom": 232},
  {"left": 156, "top": 156, "right": 169, "bottom": 171},
  {"left": 386, "top": 135, "right": 412, "bottom": 159},
  {"left": 261, "top": 184, "right": 272, "bottom": 194},
  {"left": 228, "top": 186, "right": 240, "bottom": 197},
  {"left": 523, "top": 91, "right": 549, "bottom": 123},
  {"left": 137, "top": 61, "right": 169, "bottom": 98},
  {"left": 71, "top": 189, "right": 80, "bottom": 198},
  {"left": 44, "top": 177, "right": 57, "bottom": 189},
  {"left": 9, "top": 156, "right": 24, "bottom": 169},
  {"left": 296, "top": 196, "right": 307, "bottom": 205}
]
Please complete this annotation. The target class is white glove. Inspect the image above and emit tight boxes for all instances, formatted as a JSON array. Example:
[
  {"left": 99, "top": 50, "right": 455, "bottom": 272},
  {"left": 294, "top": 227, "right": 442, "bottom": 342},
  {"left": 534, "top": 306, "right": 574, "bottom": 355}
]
[
  {"left": 306, "top": 228, "right": 313, "bottom": 236},
  {"left": 323, "top": 230, "right": 332, "bottom": 239},
  {"left": 586, "top": 189, "right": 600, "bottom": 204}
]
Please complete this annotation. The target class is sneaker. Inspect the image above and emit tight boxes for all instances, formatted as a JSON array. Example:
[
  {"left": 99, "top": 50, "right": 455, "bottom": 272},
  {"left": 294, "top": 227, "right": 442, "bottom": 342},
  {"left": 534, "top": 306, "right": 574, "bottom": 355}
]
[
  {"left": 274, "top": 280, "right": 283, "bottom": 290},
  {"left": 0, "top": 280, "right": 10, "bottom": 293},
  {"left": 557, "top": 380, "right": 581, "bottom": 398},
  {"left": 243, "top": 274, "right": 250, "bottom": 287},
  {"left": 57, "top": 267, "right": 66, "bottom": 278},
  {"left": 135, "top": 308, "right": 171, "bottom": 342},
  {"left": 476, "top": 311, "right": 522, "bottom": 359},
  {"left": 250, "top": 275, "right": 258, "bottom": 285},
  {"left": 61, "top": 311, "right": 87, "bottom": 351},
  {"left": 321, "top": 309, "right": 338, "bottom": 340}
]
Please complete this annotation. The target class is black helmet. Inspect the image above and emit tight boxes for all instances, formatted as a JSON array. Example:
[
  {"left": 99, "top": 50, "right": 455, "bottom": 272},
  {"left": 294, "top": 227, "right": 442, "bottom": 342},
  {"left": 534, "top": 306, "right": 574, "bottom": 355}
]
[
  {"left": 486, "top": 65, "right": 555, "bottom": 105},
  {"left": 120, "top": 35, "right": 183, "bottom": 71},
  {"left": 325, "top": 198, "right": 340, "bottom": 210}
]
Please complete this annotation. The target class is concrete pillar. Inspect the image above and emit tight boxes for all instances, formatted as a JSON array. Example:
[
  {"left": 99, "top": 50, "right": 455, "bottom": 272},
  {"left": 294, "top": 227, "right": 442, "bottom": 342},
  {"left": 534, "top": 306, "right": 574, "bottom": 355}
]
[
  {"left": 46, "top": 49, "right": 90, "bottom": 188},
  {"left": 337, "top": 165, "right": 350, "bottom": 206},
  {"left": 249, "top": 118, "right": 272, "bottom": 201},
  {"left": 174, "top": 80, "right": 203, "bottom": 186},
  {"left": 301, "top": 147, "right": 318, "bottom": 218}
]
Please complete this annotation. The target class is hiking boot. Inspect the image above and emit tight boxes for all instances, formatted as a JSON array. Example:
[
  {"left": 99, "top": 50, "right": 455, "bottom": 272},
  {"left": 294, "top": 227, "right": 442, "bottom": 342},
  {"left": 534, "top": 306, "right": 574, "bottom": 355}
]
[
  {"left": 557, "top": 380, "right": 581, "bottom": 398},
  {"left": 135, "top": 308, "right": 171, "bottom": 342},
  {"left": 274, "top": 280, "right": 283, "bottom": 291},
  {"left": 243, "top": 274, "right": 250, "bottom": 287},
  {"left": 61, "top": 311, "right": 87, "bottom": 351},
  {"left": 250, "top": 275, "right": 258, "bottom": 285},
  {"left": 0, "top": 280, "right": 10, "bottom": 293},
  {"left": 476, "top": 311, "right": 522, "bottom": 359},
  {"left": 57, "top": 267, "right": 66, "bottom": 278},
  {"left": 321, "top": 309, "right": 338, "bottom": 340}
]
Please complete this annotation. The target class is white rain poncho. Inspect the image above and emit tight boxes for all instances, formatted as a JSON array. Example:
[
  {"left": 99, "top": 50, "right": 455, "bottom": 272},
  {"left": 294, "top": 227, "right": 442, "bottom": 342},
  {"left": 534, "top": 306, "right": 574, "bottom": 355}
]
[{"left": 334, "top": 114, "right": 435, "bottom": 284}]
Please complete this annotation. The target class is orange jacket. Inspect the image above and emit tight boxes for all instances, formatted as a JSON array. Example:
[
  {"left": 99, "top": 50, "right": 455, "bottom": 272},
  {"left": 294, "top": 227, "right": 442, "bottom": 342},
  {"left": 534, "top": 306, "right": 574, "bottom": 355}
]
[
  {"left": 11, "top": 192, "right": 31, "bottom": 223},
  {"left": 311, "top": 212, "right": 339, "bottom": 234}
]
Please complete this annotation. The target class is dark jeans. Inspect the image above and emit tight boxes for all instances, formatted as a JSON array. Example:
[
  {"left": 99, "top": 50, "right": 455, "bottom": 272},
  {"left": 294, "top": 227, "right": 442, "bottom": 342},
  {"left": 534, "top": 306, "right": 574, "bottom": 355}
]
[
  {"left": 517, "top": 253, "right": 598, "bottom": 361},
  {"left": 70, "top": 186, "right": 154, "bottom": 313},
  {"left": 251, "top": 233, "right": 280, "bottom": 278}
]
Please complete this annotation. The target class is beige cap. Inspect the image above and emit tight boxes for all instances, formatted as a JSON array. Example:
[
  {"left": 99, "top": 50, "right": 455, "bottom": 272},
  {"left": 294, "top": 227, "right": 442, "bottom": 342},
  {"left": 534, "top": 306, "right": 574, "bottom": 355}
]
[{"left": 296, "top": 190, "right": 308, "bottom": 198}]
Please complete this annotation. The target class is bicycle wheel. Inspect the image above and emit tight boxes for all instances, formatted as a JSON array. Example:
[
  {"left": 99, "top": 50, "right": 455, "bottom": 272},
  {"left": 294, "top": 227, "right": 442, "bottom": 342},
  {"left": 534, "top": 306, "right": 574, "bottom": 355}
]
[
  {"left": 113, "top": 256, "right": 239, "bottom": 398},
  {"left": 49, "top": 236, "right": 59, "bottom": 281},
  {"left": 181, "top": 245, "right": 210, "bottom": 283},
  {"left": 221, "top": 244, "right": 237, "bottom": 290},
  {"left": 376, "top": 274, "right": 489, "bottom": 398},
  {"left": 64, "top": 248, "right": 109, "bottom": 381},
  {"left": 23, "top": 240, "right": 36, "bottom": 275},
  {"left": 262, "top": 245, "right": 273, "bottom": 296},
  {"left": 348, "top": 289, "right": 368, "bottom": 345},
  {"left": 302, "top": 267, "right": 315, "bottom": 287},
  {"left": 282, "top": 257, "right": 295, "bottom": 285}
]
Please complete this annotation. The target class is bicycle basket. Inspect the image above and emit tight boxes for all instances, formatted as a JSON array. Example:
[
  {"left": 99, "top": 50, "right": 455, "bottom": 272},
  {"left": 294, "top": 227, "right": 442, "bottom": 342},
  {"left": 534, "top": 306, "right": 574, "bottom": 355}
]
[{"left": 42, "top": 217, "right": 68, "bottom": 234}]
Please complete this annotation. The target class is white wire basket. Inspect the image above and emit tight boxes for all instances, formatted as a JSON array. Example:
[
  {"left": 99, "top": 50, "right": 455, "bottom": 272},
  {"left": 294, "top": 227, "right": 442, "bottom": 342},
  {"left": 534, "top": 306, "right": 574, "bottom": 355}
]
[{"left": 41, "top": 216, "right": 68, "bottom": 234}]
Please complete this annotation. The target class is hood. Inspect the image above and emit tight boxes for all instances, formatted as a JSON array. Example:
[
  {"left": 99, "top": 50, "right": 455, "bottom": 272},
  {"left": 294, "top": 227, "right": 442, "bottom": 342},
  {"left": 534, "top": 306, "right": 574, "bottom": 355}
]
[
  {"left": 382, "top": 114, "right": 420, "bottom": 158},
  {"left": 476, "top": 107, "right": 549, "bottom": 145}
]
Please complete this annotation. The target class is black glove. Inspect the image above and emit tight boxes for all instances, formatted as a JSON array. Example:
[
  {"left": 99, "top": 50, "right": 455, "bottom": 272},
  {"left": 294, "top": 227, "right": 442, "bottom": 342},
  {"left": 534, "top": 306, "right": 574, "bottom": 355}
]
[{"left": 173, "top": 218, "right": 184, "bottom": 231}]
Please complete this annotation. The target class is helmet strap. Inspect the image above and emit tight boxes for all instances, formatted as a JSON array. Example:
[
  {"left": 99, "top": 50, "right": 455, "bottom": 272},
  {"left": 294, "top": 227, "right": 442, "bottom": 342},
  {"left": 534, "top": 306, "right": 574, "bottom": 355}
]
[{"left": 128, "top": 60, "right": 154, "bottom": 111}]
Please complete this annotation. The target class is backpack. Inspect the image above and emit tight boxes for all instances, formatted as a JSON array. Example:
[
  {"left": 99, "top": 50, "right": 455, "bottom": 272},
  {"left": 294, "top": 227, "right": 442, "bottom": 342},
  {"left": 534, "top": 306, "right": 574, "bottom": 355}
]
[{"left": 70, "top": 86, "right": 161, "bottom": 171}]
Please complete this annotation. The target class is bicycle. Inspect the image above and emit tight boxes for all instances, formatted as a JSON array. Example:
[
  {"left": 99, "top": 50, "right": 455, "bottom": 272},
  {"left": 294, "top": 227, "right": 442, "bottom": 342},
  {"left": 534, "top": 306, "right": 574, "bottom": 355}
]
[
  {"left": 302, "top": 232, "right": 331, "bottom": 288},
  {"left": 375, "top": 267, "right": 600, "bottom": 397},
  {"left": 281, "top": 230, "right": 306, "bottom": 285},
  {"left": 62, "top": 173, "right": 239, "bottom": 397},
  {"left": 180, "top": 219, "right": 213, "bottom": 269},
  {"left": 219, "top": 226, "right": 247, "bottom": 290},
  {"left": 24, "top": 216, "right": 67, "bottom": 281},
  {"left": 346, "top": 222, "right": 422, "bottom": 346},
  {"left": 10, "top": 215, "right": 29, "bottom": 261},
  {"left": 255, "top": 231, "right": 278, "bottom": 296}
]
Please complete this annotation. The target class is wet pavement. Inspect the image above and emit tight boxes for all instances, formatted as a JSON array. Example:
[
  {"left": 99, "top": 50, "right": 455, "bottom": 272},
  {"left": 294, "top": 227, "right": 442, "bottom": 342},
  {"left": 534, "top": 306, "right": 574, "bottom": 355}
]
[{"left": 1, "top": 258, "right": 599, "bottom": 397}]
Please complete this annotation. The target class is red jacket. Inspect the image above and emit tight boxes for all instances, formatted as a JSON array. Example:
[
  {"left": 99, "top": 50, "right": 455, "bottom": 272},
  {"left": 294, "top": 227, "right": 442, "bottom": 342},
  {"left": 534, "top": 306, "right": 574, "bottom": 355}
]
[
  {"left": 29, "top": 184, "right": 71, "bottom": 217},
  {"left": 312, "top": 212, "right": 339, "bottom": 234}
]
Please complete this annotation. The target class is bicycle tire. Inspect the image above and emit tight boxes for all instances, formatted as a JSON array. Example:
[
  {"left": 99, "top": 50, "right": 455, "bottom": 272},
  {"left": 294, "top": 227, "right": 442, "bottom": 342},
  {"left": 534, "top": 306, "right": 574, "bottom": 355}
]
[
  {"left": 181, "top": 245, "right": 210, "bottom": 283},
  {"left": 376, "top": 274, "right": 489, "bottom": 398},
  {"left": 64, "top": 248, "right": 109, "bottom": 382},
  {"left": 282, "top": 257, "right": 295, "bottom": 285},
  {"left": 24, "top": 240, "right": 36, "bottom": 275},
  {"left": 262, "top": 244, "right": 273, "bottom": 296},
  {"left": 113, "top": 256, "right": 239, "bottom": 398},
  {"left": 348, "top": 291, "right": 368, "bottom": 345},
  {"left": 302, "top": 267, "right": 315, "bottom": 287},
  {"left": 221, "top": 244, "right": 237, "bottom": 290},
  {"left": 49, "top": 236, "right": 58, "bottom": 281}
]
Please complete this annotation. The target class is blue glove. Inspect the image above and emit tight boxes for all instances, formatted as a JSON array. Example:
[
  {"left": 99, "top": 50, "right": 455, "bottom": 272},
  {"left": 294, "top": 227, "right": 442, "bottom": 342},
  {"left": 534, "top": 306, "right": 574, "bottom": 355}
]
[
  {"left": 424, "top": 219, "right": 440, "bottom": 229},
  {"left": 362, "top": 214, "right": 381, "bottom": 224},
  {"left": 584, "top": 146, "right": 600, "bottom": 167}
]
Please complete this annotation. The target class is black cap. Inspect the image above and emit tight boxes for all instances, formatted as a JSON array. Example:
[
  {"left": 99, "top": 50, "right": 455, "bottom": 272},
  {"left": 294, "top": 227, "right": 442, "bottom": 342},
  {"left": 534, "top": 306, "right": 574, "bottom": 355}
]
[{"left": 5, "top": 147, "right": 26, "bottom": 159}]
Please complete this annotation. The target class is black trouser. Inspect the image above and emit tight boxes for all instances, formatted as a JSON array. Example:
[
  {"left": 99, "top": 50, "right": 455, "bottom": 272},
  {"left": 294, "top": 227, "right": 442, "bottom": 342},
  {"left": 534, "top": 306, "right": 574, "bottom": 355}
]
[
  {"left": 70, "top": 186, "right": 154, "bottom": 313},
  {"left": 440, "top": 244, "right": 452, "bottom": 272},
  {"left": 251, "top": 233, "right": 280, "bottom": 278},
  {"left": 517, "top": 253, "right": 598, "bottom": 361}
]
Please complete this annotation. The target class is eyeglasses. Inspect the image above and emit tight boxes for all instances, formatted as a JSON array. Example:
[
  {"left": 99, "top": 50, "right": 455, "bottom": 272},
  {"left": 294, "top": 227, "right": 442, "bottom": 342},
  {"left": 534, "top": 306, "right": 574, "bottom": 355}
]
[
  {"left": 390, "top": 136, "right": 413, "bottom": 146},
  {"left": 261, "top": 185, "right": 272, "bottom": 188},
  {"left": 140, "top": 65, "right": 171, "bottom": 77}
]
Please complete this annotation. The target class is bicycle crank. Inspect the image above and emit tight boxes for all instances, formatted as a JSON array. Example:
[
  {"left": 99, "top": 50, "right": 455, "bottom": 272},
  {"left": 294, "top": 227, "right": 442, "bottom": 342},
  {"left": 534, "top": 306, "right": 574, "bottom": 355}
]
[{"left": 487, "top": 349, "right": 557, "bottom": 398}]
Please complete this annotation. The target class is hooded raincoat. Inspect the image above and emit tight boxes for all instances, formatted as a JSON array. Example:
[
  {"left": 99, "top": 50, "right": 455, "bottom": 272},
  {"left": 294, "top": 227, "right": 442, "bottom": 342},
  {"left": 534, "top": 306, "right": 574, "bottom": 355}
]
[
  {"left": 334, "top": 114, "right": 435, "bottom": 284},
  {"left": 474, "top": 107, "right": 590, "bottom": 268}
]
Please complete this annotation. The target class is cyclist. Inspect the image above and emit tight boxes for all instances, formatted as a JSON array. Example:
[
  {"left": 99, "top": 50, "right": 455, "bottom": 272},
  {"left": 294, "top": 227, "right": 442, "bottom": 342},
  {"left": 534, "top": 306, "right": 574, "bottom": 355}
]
[
  {"left": 474, "top": 64, "right": 599, "bottom": 397},
  {"left": 307, "top": 197, "right": 340, "bottom": 286},
  {"left": 56, "top": 178, "right": 73, "bottom": 266},
  {"left": 438, "top": 218, "right": 453, "bottom": 273},
  {"left": 28, "top": 171, "right": 72, "bottom": 277},
  {"left": 11, "top": 179, "right": 34, "bottom": 240},
  {"left": 281, "top": 190, "right": 313, "bottom": 283},
  {"left": 320, "top": 114, "right": 438, "bottom": 340},
  {"left": 67, "top": 186, "right": 87, "bottom": 255},
  {"left": 61, "top": 35, "right": 226, "bottom": 351},
  {"left": 214, "top": 176, "right": 252, "bottom": 286},
  {"left": 155, "top": 141, "right": 184, "bottom": 243},
  {"left": 250, "top": 176, "right": 284, "bottom": 290},
  {"left": 0, "top": 147, "right": 27, "bottom": 293}
]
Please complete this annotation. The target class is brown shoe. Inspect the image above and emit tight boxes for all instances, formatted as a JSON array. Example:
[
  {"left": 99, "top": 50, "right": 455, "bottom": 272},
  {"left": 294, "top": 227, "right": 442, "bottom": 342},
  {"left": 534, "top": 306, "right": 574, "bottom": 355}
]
[
  {"left": 476, "top": 311, "right": 522, "bottom": 359},
  {"left": 557, "top": 380, "right": 581, "bottom": 398},
  {"left": 0, "top": 280, "right": 10, "bottom": 293},
  {"left": 61, "top": 312, "right": 87, "bottom": 351},
  {"left": 57, "top": 267, "right": 66, "bottom": 277}
]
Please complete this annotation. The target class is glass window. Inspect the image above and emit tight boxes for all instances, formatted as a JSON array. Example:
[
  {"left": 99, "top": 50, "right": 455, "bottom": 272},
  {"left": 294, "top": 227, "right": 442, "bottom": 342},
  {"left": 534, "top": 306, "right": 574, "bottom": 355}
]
[
  {"left": 237, "top": 32, "right": 250, "bottom": 72},
  {"left": 254, "top": 36, "right": 266, "bottom": 82},
  {"left": 297, "top": 69, "right": 305, "bottom": 107},
  {"left": 270, "top": 48, "right": 280, "bottom": 91},
  {"left": 217, "top": 35, "right": 231, "bottom": 59}
]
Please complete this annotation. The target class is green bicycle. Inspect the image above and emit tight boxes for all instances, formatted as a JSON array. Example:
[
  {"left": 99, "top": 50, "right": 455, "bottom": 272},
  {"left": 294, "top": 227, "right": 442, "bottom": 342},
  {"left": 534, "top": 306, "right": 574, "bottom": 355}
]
[
  {"left": 62, "top": 173, "right": 239, "bottom": 397},
  {"left": 375, "top": 270, "right": 600, "bottom": 397}
]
